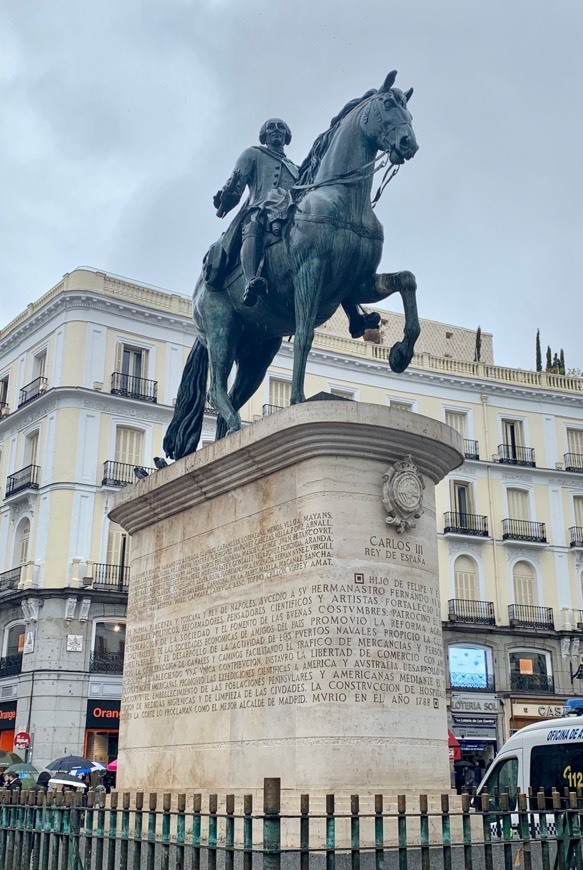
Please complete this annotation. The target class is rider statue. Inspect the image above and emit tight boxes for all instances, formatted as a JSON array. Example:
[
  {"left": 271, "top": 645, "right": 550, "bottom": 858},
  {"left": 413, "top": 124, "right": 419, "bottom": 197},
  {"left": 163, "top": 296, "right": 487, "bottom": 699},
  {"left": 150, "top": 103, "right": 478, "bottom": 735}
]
[{"left": 205, "top": 118, "right": 380, "bottom": 336}]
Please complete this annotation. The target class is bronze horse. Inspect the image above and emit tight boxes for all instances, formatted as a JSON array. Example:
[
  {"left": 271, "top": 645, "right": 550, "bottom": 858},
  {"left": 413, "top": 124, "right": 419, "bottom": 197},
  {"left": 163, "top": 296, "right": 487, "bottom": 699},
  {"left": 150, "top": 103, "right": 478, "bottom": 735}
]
[{"left": 164, "top": 71, "right": 420, "bottom": 460}]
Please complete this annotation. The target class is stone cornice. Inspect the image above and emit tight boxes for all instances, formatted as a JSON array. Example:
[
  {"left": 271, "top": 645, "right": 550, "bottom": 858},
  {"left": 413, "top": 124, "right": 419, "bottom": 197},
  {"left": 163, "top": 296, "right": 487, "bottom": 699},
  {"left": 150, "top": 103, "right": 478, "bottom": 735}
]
[
  {"left": 0, "top": 290, "right": 195, "bottom": 355},
  {"left": 110, "top": 400, "right": 464, "bottom": 535}
]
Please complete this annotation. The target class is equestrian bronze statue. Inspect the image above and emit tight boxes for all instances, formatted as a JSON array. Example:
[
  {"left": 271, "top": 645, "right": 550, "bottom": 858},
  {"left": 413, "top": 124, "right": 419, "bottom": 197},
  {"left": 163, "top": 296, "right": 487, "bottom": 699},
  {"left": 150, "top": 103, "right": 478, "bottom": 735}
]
[{"left": 164, "top": 71, "right": 421, "bottom": 460}]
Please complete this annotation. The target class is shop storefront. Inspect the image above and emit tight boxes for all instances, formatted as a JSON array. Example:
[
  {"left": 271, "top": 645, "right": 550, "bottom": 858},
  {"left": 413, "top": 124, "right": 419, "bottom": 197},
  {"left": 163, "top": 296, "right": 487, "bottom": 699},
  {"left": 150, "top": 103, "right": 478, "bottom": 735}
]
[
  {"left": 450, "top": 693, "right": 499, "bottom": 766},
  {"left": 84, "top": 700, "right": 120, "bottom": 764},
  {"left": 0, "top": 701, "right": 17, "bottom": 752},
  {"left": 510, "top": 699, "right": 565, "bottom": 733}
]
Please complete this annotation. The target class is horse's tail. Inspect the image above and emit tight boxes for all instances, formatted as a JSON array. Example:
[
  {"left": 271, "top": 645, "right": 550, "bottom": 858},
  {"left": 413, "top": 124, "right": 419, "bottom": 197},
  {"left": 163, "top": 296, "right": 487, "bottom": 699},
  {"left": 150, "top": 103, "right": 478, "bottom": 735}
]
[{"left": 163, "top": 340, "right": 209, "bottom": 460}]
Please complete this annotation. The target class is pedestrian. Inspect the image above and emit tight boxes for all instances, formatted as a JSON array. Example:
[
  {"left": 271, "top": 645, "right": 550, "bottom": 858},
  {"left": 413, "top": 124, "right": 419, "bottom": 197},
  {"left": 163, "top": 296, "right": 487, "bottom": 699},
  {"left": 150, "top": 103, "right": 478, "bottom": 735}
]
[
  {"left": 463, "top": 763, "right": 476, "bottom": 792},
  {"left": 4, "top": 771, "right": 22, "bottom": 795},
  {"left": 31, "top": 771, "right": 51, "bottom": 794}
]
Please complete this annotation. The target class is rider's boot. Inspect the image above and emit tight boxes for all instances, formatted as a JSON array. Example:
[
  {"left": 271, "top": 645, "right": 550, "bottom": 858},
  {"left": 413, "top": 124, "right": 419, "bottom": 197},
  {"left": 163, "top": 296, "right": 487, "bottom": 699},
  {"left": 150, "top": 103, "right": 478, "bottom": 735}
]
[
  {"left": 241, "top": 221, "right": 268, "bottom": 307},
  {"left": 343, "top": 303, "right": 382, "bottom": 338}
]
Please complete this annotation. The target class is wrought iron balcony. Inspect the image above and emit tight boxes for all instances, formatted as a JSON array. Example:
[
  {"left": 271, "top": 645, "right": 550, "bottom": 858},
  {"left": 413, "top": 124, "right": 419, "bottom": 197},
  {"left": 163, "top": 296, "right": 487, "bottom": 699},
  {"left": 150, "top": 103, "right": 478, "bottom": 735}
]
[
  {"left": 565, "top": 453, "right": 583, "bottom": 473},
  {"left": 508, "top": 604, "right": 554, "bottom": 629},
  {"left": 110, "top": 372, "right": 157, "bottom": 403},
  {"left": 510, "top": 673, "right": 555, "bottom": 694},
  {"left": 101, "top": 460, "right": 156, "bottom": 487},
  {"left": 502, "top": 518, "right": 546, "bottom": 543},
  {"left": 18, "top": 376, "right": 48, "bottom": 408},
  {"left": 86, "top": 562, "right": 129, "bottom": 593},
  {"left": 448, "top": 673, "right": 495, "bottom": 692},
  {"left": 448, "top": 598, "right": 496, "bottom": 625},
  {"left": 570, "top": 527, "right": 583, "bottom": 548},
  {"left": 444, "top": 512, "right": 489, "bottom": 537},
  {"left": 5, "top": 464, "right": 41, "bottom": 498},
  {"left": 262, "top": 404, "right": 284, "bottom": 416},
  {"left": 497, "top": 443, "right": 536, "bottom": 467},
  {"left": 463, "top": 439, "right": 479, "bottom": 460},
  {"left": 89, "top": 651, "right": 125, "bottom": 675},
  {"left": 0, "top": 654, "right": 23, "bottom": 679},
  {"left": 0, "top": 566, "right": 22, "bottom": 594}
]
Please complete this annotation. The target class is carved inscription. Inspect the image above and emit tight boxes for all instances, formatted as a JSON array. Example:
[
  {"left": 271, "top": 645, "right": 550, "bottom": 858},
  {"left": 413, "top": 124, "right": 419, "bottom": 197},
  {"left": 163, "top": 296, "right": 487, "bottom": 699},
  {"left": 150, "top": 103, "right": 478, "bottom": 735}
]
[{"left": 122, "top": 514, "right": 444, "bottom": 723}]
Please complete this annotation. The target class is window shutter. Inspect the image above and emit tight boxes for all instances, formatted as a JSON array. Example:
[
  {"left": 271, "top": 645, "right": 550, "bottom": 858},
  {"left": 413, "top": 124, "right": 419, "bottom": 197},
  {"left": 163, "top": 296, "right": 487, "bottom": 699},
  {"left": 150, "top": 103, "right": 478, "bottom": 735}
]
[
  {"left": 574, "top": 496, "right": 583, "bottom": 529},
  {"left": 507, "top": 488, "right": 529, "bottom": 520},
  {"left": 114, "top": 428, "right": 144, "bottom": 465},
  {"left": 513, "top": 561, "right": 536, "bottom": 606},
  {"left": 269, "top": 379, "right": 291, "bottom": 408},
  {"left": 445, "top": 411, "right": 466, "bottom": 437},
  {"left": 568, "top": 429, "right": 583, "bottom": 456},
  {"left": 106, "top": 523, "right": 130, "bottom": 566},
  {"left": 454, "top": 556, "right": 477, "bottom": 600}
]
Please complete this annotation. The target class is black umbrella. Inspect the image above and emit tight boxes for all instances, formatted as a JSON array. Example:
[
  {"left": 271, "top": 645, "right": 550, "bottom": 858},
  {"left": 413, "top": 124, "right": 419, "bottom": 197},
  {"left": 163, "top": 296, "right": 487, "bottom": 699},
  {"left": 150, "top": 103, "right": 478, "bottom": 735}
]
[
  {"left": 454, "top": 760, "right": 475, "bottom": 768},
  {"left": 0, "top": 750, "right": 24, "bottom": 769},
  {"left": 46, "top": 755, "right": 96, "bottom": 773}
]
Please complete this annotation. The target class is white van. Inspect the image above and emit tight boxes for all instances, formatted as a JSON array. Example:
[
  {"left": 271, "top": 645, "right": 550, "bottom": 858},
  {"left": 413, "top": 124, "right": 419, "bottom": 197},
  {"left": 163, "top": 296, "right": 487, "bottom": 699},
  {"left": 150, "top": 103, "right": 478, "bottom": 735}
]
[{"left": 476, "top": 703, "right": 583, "bottom": 817}]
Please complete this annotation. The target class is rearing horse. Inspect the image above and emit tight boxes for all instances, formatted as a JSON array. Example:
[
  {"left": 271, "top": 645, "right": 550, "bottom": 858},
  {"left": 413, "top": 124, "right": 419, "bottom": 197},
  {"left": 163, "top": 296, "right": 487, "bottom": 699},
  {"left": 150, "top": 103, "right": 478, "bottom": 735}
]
[{"left": 164, "top": 71, "right": 420, "bottom": 460}]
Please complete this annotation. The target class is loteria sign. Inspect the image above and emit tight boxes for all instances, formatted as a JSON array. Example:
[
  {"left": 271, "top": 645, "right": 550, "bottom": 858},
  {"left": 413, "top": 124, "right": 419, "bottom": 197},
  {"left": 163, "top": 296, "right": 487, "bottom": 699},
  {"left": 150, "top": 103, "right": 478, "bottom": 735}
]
[{"left": 14, "top": 730, "right": 31, "bottom": 750}]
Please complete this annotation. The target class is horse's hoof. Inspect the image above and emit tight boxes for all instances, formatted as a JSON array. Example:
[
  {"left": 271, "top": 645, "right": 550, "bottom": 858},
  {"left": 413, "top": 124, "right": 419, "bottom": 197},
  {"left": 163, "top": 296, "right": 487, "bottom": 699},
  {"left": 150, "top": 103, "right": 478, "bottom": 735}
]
[
  {"left": 225, "top": 427, "right": 239, "bottom": 436},
  {"left": 389, "top": 342, "right": 410, "bottom": 373}
]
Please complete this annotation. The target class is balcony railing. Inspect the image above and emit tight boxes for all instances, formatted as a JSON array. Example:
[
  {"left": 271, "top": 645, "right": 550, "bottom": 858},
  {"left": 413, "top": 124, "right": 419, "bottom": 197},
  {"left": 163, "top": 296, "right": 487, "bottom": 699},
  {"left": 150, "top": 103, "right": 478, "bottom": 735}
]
[
  {"left": 102, "top": 460, "right": 156, "bottom": 488},
  {"left": 86, "top": 562, "right": 129, "bottom": 593},
  {"left": 463, "top": 439, "right": 479, "bottom": 460},
  {"left": 449, "top": 673, "right": 496, "bottom": 692},
  {"left": 0, "top": 654, "right": 23, "bottom": 679},
  {"left": 508, "top": 604, "right": 554, "bottom": 629},
  {"left": 448, "top": 598, "right": 496, "bottom": 625},
  {"left": 0, "top": 567, "right": 22, "bottom": 594},
  {"left": 5, "top": 464, "right": 41, "bottom": 498},
  {"left": 497, "top": 443, "right": 536, "bottom": 467},
  {"left": 502, "top": 518, "right": 547, "bottom": 543},
  {"left": 443, "top": 512, "right": 489, "bottom": 537},
  {"left": 570, "top": 527, "right": 583, "bottom": 548},
  {"left": 510, "top": 673, "right": 555, "bottom": 694},
  {"left": 18, "top": 376, "right": 48, "bottom": 408},
  {"left": 565, "top": 453, "right": 583, "bottom": 473},
  {"left": 262, "top": 404, "right": 284, "bottom": 416},
  {"left": 110, "top": 372, "right": 157, "bottom": 403},
  {"left": 89, "top": 651, "right": 125, "bottom": 675}
]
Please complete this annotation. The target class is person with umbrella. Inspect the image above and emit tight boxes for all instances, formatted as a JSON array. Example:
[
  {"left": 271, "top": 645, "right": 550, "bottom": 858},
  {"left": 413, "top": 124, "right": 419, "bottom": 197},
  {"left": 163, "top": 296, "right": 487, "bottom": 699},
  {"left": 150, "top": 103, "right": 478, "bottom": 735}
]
[
  {"left": 4, "top": 770, "right": 22, "bottom": 795},
  {"left": 31, "top": 771, "right": 51, "bottom": 794}
]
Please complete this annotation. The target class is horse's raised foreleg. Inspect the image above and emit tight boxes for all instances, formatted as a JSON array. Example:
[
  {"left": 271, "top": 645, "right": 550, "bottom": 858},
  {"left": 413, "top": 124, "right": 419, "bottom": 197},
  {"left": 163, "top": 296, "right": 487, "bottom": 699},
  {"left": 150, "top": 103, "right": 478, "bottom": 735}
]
[
  {"left": 355, "top": 270, "right": 420, "bottom": 373},
  {"left": 291, "top": 258, "right": 324, "bottom": 405}
]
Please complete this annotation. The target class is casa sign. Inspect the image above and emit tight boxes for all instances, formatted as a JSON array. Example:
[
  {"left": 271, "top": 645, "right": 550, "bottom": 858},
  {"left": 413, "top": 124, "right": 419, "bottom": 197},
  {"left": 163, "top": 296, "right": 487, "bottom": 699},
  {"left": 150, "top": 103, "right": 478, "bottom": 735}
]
[{"left": 511, "top": 701, "right": 565, "bottom": 719}]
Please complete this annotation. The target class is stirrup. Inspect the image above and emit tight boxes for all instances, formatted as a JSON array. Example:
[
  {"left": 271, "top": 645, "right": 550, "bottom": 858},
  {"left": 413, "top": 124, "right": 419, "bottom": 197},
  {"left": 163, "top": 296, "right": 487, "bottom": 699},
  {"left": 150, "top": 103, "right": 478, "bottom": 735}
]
[{"left": 243, "top": 277, "right": 268, "bottom": 307}]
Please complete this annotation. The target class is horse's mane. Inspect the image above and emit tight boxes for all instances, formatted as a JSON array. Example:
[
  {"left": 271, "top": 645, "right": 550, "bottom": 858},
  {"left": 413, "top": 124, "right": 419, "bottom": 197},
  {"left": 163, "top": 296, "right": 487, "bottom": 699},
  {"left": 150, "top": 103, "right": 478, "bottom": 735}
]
[{"left": 298, "top": 89, "right": 378, "bottom": 185}]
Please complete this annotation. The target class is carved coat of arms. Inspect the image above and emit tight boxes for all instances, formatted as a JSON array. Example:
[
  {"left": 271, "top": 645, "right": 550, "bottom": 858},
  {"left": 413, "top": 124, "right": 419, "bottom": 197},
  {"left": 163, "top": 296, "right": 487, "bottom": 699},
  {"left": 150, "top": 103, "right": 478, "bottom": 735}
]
[{"left": 382, "top": 455, "right": 425, "bottom": 532}]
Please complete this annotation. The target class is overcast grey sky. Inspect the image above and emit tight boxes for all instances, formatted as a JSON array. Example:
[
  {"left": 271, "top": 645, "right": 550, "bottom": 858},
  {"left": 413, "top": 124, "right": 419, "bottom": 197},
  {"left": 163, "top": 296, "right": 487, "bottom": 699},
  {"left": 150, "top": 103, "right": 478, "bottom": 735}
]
[{"left": 1, "top": 0, "right": 581, "bottom": 371}]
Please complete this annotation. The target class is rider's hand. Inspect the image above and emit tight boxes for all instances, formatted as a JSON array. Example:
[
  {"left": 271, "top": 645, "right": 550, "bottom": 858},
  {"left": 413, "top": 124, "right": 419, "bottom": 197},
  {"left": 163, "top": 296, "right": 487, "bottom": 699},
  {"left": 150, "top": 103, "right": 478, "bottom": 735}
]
[{"left": 212, "top": 190, "right": 223, "bottom": 210}]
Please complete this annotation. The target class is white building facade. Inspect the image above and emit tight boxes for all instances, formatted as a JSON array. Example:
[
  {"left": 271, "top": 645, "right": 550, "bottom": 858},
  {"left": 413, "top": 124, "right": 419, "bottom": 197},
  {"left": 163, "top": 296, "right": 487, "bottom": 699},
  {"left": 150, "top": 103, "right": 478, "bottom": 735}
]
[{"left": 0, "top": 268, "right": 582, "bottom": 770}]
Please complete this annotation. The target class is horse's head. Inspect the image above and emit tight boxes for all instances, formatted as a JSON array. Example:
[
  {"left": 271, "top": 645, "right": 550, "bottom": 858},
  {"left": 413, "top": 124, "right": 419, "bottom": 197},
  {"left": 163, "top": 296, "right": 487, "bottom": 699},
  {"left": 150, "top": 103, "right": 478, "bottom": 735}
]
[{"left": 362, "top": 70, "right": 418, "bottom": 165}]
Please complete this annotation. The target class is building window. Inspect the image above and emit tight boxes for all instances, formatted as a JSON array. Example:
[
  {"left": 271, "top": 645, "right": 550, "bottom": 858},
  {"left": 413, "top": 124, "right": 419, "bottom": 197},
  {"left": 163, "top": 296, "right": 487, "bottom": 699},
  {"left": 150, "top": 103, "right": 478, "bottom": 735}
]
[
  {"left": 513, "top": 560, "right": 537, "bottom": 606},
  {"left": 330, "top": 387, "right": 355, "bottom": 400},
  {"left": 4, "top": 624, "right": 25, "bottom": 658},
  {"left": 106, "top": 523, "right": 131, "bottom": 569},
  {"left": 114, "top": 427, "right": 144, "bottom": 467},
  {"left": 268, "top": 379, "right": 291, "bottom": 409},
  {"left": 445, "top": 410, "right": 467, "bottom": 437},
  {"left": 0, "top": 376, "right": 9, "bottom": 406},
  {"left": 509, "top": 649, "right": 553, "bottom": 693},
  {"left": 25, "top": 431, "right": 39, "bottom": 467},
  {"left": 448, "top": 644, "right": 493, "bottom": 691},
  {"left": 574, "top": 496, "right": 583, "bottom": 530},
  {"left": 567, "top": 429, "right": 583, "bottom": 457},
  {"left": 387, "top": 397, "right": 415, "bottom": 412},
  {"left": 14, "top": 518, "right": 30, "bottom": 567},
  {"left": 453, "top": 555, "right": 478, "bottom": 600},
  {"left": 116, "top": 344, "right": 147, "bottom": 382},
  {"left": 90, "top": 621, "right": 126, "bottom": 674},
  {"left": 507, "top": 488, "right": 530, "bottom": 521},
  {"left": 450, "top": 480, "right": 474, "bottom": 518},
  {"left": 33, "top": 351, "right": 47, "bottom": 380}
]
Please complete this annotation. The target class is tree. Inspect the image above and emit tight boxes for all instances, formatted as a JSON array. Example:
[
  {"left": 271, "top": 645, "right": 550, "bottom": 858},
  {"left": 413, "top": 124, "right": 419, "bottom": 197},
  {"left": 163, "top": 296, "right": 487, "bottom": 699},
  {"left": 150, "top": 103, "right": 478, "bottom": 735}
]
[
  {"left": 546, "top": 346, "right": 552, "bottom": 371},
  {"left": 536, "top": 329, "right": 542, "bottom": 372},
  {"left": 474, "top": 326, "right": 482, "bottom": 362},
  {"left": 560, "top": 348, "right": 565, "bottom": 375}
]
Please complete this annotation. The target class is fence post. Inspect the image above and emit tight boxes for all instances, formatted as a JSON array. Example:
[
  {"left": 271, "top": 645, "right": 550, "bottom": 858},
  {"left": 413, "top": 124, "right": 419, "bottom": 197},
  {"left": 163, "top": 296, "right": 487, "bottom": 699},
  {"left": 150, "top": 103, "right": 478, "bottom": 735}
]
[
  {"left": 120, "top": 792, "right": 130, "bottom": 870},
  {"left": 300, "top": 794, "right": 310, "bottom": 870},
  {"left": 517, "top": 792, "right": 533, "bottom": 870},
  {"left": 132, "top": 791, "right": 144, "bottom": 870},
  {"left": 147, "top": 793, "right": 157, "bottom": 870},
  {"left": 326, "top": 793, "right": 335, "bottom": 870},
  {"left": 351, "top": 795, "right": 360, "bottom": 870},
  {"left": 208, "top": 794, "right": 218, "bottom": 870},
  {"left": 397, "top": 794, "right": 407, "bottom": 870},
  {"left": 176, "top": 793, "right": 186, "bottom": 870},
  {"left": 160, "top": 793, "right": 171, "bottom": 870},
  {"left": 225, "top": 794, "right": 235, "bottom": 870},
  {"left": 192, "top": 794, "right": 201, "bottom": 870},
  {"left": 243, "top": 794, "right": 253, "bottom": 870},
  {"left": 441, "top": 794, "right": 451, "bottom": 870},
  {"left": 374, "top": 795, "right": 384, "bottom": 870},
  {"left": 461, "top": 792, "right": 473, "bottom": 870},
  {"left": 263, "top": 777, "right": 281, "bottom": 870},
  {"left": 536, "top": 791, "right": 551, "bottom": 870}
]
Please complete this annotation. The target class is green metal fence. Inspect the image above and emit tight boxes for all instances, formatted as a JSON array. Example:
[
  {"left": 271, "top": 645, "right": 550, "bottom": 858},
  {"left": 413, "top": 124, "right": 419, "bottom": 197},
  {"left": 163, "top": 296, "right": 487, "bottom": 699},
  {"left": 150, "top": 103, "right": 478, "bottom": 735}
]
[{"left": 1, "top": 778, "right": 583, "bottom": 869}]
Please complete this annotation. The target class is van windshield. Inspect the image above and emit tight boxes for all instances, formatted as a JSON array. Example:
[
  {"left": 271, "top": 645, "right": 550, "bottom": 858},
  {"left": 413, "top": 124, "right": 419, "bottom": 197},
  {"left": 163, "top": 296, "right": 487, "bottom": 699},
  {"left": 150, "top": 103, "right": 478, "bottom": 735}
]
[
  {"left": 530, "top": 743, "right": 583, "bottom": 794},
  {"left": 479, "top": 756, "right": 518, "bottom": 811}
]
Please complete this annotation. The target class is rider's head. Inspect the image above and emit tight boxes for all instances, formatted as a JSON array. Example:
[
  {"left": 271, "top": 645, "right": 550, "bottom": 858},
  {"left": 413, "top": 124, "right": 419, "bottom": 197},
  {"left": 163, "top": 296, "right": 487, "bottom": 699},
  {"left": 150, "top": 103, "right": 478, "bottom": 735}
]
[{"left": 259, "top": 118, "right": 291, "bottom": 149}]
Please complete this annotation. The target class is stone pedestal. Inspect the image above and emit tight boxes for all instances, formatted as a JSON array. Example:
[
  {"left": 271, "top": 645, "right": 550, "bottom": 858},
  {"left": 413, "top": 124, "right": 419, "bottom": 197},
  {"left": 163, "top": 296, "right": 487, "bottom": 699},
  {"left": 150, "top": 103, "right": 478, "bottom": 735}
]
[{"left": 111, "top": 401, "right": 462, "bottom": 794}]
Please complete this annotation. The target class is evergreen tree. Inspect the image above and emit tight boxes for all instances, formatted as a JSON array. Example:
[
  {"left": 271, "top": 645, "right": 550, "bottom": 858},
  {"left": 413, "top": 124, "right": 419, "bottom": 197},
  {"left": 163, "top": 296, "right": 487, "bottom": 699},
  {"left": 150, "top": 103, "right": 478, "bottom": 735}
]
[
  {"left": 536, "top": 329, "right": 542, "bottom": 372},
  {"left": 474, "top": 326, "right": 482, "bottom": 362},
  {"left": 560, "top": 348, "right": 565, "bottom": 375},
  {"left": 546, "top": 346, "right": 552, "bottom": 371}
]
